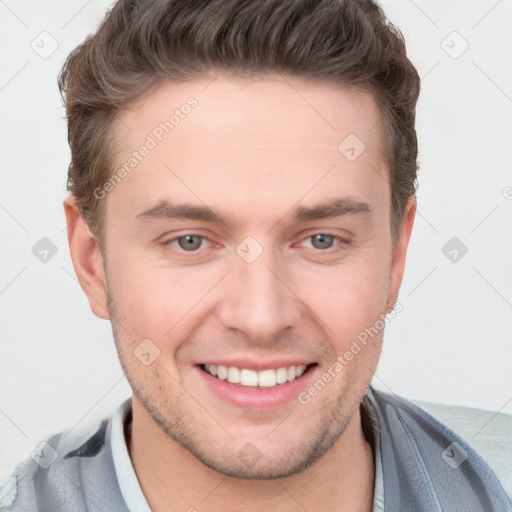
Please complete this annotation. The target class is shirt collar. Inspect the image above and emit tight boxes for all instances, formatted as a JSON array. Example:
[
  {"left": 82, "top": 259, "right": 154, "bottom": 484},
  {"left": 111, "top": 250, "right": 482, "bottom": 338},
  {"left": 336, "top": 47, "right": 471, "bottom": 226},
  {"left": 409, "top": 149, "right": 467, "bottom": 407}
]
[{"left": 111, "top": 397, "right": 152, "bottom": 512}]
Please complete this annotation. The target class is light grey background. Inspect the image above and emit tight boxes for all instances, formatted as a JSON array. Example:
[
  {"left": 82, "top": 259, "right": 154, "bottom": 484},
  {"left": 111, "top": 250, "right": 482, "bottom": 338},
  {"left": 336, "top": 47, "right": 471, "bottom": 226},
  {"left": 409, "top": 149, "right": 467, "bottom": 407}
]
[{"left": 1, "top": 0, "right": 511, "bottom": 480}]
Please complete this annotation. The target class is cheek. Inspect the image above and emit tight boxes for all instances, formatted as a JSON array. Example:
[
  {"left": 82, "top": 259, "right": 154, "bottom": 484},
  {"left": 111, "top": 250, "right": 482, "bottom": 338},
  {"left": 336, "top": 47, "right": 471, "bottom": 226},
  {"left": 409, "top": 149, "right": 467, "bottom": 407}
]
[
  {"left": 296, "top": 257, "right": 390, "bottom": 346},
  {"left": 106, "top": 253, "right": 166, "bottom": 330},
  {"left": 107, "top": 252, "right": 219, "bottom": 338}
]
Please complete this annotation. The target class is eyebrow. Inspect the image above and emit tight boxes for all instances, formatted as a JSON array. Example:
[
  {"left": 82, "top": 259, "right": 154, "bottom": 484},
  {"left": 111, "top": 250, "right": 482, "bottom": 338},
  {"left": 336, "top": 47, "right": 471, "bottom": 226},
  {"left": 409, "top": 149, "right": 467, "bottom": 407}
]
[
  {"left": 291, "top": 197, "right": 371, "bottom": 221},
  {"left": 136, "top": 202, "right": 223, "bottom": 223},
  {"left": 136, "top": 197, "right": 372, "bottom": 225}
]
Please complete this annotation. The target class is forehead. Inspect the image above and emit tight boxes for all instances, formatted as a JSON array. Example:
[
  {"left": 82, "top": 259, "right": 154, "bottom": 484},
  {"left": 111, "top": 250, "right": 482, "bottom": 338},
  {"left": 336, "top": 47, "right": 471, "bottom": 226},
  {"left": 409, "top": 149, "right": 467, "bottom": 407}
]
[
  {"left": 118, "top": 75, "right": 385, "bottom": 151},
  {"left": 108, "top": 75, "right": 389, "bottom": 226}
]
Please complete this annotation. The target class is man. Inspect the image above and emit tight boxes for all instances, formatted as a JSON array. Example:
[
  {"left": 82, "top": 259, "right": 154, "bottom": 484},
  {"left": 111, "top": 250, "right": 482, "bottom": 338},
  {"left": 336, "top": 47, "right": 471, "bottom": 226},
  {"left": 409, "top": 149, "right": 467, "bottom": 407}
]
[{"left": 1, "top": 0, "right": 511, "bottom": 510}]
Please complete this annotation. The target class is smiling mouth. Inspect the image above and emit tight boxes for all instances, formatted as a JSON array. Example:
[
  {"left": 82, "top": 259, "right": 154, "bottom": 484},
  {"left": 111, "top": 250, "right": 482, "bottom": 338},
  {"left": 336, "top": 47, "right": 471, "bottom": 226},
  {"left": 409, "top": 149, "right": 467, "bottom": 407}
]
[{"left": 200, "top": 363, "right": 317, "bottom": 389}]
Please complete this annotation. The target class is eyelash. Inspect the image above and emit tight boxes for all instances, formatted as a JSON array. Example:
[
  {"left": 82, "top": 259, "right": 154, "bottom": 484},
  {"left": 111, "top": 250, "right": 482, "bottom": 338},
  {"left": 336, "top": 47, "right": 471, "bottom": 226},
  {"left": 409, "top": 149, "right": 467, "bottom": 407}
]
[{"left": 163, "top": 233, "right": 350, "bottom": 255}]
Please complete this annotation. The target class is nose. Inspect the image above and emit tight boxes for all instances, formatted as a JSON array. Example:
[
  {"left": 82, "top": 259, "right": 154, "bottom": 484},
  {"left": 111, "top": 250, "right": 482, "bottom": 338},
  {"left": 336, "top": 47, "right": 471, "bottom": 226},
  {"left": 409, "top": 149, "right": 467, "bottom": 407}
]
[{"left": 217, "top": 244, "right": 302, "bottom": 343}]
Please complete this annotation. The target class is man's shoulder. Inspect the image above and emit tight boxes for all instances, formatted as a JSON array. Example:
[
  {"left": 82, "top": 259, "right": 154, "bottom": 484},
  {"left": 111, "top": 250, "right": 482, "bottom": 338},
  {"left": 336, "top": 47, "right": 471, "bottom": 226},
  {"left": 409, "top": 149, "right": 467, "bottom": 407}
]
[
  {"left": 0, "top": 403, "right": 129, "bottom": 512},
  {"left": 368, "top": 387, "right": 512, "bottom": 509},
  {"left": 410, "top": 396, "right": 512, "bottom": 498}
]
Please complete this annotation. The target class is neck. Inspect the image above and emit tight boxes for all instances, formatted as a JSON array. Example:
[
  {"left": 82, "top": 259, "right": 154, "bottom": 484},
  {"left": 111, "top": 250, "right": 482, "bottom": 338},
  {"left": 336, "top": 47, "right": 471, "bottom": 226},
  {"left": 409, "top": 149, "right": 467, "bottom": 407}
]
[{"left": 126, "top": 399, "right": 375, "bottom": 512}]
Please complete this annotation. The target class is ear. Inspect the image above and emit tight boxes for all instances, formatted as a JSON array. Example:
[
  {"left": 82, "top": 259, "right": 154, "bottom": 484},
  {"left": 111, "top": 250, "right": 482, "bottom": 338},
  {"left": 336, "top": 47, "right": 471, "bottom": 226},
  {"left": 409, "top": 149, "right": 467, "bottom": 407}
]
[
  {"left": 386, "top": 196, "right": 417, "bottom": 312},
  {"left": 64, "top": 196, "right": 110, "bottom": 320}
]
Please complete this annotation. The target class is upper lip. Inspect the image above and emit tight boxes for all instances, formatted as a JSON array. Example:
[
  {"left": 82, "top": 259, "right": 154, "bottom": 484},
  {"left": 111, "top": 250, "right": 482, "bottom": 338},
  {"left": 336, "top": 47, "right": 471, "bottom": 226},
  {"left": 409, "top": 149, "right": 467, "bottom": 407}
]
[{"left": 198, "top": 359, "right": 315, "bottom": 371}]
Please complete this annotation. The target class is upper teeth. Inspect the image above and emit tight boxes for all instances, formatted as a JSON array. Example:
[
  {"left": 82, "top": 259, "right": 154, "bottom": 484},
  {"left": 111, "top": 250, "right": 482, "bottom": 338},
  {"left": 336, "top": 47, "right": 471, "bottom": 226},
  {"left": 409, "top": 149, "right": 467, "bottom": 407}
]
[{"left": 204, "top": 364, "right": 307, "bottom": 387}]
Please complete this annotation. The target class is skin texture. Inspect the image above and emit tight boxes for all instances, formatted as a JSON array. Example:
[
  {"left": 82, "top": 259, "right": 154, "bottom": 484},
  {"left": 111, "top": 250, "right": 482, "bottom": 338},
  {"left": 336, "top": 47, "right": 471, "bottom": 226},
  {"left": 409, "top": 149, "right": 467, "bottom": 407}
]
[{"left": 65, "top": 75, "right": 416, "bottom": 511}]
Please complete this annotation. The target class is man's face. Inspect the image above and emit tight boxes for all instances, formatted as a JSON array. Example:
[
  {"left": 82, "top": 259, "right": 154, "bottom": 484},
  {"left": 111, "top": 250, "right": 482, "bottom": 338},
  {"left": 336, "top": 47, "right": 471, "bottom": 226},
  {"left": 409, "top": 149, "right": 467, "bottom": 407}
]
[{"left": 93, "top": 76, "right": 413, "bottom": 478}]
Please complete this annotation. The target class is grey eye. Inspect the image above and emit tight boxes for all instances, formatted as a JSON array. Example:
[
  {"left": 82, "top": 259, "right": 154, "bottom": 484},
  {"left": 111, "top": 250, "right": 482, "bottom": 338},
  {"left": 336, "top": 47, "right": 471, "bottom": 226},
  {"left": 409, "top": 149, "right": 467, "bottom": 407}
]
[
  {"left": 177, "top": 235, "right": 203, "bottom": 251},
  {"left": 311, "top": 234, "right": 335, "bottom": 250}
]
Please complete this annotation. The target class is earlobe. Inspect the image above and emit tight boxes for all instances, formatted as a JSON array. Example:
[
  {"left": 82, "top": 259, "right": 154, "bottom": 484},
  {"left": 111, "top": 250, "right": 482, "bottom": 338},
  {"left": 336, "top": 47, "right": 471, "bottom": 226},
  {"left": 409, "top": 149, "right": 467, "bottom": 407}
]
[
  {"left": 387, "top": 196, "right": 417, "bottom": 312},
  {"left": 63, "top": 196, "right": 110, "bottom": 320}
]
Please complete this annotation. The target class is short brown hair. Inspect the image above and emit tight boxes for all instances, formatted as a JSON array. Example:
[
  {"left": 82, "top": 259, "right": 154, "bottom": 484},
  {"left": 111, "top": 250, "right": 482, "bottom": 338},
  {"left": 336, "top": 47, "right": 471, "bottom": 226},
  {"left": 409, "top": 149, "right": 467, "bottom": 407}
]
[{"left": 58, "top": 0, "right": 420, "bottom": 242}]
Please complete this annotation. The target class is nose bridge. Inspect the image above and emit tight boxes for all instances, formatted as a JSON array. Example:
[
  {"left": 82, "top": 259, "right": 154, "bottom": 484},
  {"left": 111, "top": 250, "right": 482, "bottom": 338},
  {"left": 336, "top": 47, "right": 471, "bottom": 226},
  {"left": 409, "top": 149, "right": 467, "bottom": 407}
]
[{"left": 218, "top": 240, "right": 301, "bottom": 340}]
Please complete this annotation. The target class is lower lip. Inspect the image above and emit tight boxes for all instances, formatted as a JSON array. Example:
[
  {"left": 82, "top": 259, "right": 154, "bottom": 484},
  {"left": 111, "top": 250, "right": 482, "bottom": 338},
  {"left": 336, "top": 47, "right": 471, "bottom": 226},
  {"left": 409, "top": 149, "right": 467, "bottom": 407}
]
[{"left": 196, "top": 365, "right": 318, "bottom": 410}]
